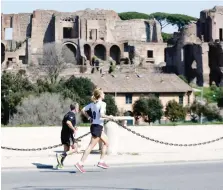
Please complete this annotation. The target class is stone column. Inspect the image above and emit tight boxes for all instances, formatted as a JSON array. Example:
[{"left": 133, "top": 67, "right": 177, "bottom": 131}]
[
  {"left": 105, "top": 46, "right": 110, "bottom": 61},
  {"left": 80, "top": 19, "right": 86, "bottom": 41},
  {"left": 104, "top": 121, "right": 120, "bottom": 155}
]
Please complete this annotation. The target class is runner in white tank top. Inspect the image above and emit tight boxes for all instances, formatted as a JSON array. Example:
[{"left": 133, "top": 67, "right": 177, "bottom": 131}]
[
  {"left": 83, "top": 100, "right": 106, "bottom": 126},
  {"left": 75, "top": 88, "right": 115, "bottom": 173}
]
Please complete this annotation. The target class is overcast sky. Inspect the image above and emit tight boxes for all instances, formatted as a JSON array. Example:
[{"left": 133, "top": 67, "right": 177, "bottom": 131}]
[{"left": 2, "top": 0, "right": 223, "bottom": 36}]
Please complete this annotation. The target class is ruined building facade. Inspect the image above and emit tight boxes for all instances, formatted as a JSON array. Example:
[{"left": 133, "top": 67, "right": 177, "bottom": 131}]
[
  {"left": 165, "top": 6, "right": 223, "bottom": 86},
  {"left": 1, "top": 9, "right": 166, "bottom": 74}
]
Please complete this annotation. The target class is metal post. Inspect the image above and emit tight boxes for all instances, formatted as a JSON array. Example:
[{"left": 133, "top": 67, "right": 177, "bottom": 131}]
[
  {"left": 200, "top": 87, "right": 204, "bottom": 124},
  {"left": 8, "top": 89, "right": 12, "bottom": 123}
]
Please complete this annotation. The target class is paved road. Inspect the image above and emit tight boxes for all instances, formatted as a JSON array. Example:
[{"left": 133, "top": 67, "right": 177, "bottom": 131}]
[{"left": 2, "top": 161, "right": 223, "bottom": 190}]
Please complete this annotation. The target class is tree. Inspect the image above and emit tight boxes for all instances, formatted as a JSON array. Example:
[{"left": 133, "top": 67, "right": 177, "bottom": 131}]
[
  {"left": 39, "top": 42, "right": 76, "bottom": 84},
  {"left": 162, "top": 32, "right": 173, "bottom": 43},
  {"left": 9, "top": 93, "right": 77, "bottom": 126},
  {"left": 118, "top": 12, "right": 150, "bottom": 20},
  {"left": 149, "top": 12, "right": 170, "bottom": 30},
  {"left": 104, "top": 94, "right": 118, "bottom": 115},
  {"left": 146, "top": 97, "right": 164, "bottom": 124},
  {"left": 133, "top": 98, "right": 149, "bottom": 116},
  {"left": 165, "top": 100, "right": 186, "bottom": 122},
  {"left": 133, "top": 97, "right": 163, "bottom": 124},
  {"left": 62, "top": 76, "right": 96, "bottom": 107},
  {"left": 150, "top": 12, "right": 197, "bottom": 31},
  {"left": 1, "top": 71, "right": 36, "bottom": 125},
  {"left": 167, "top": 14, "right": 197, "bottom": 31}
]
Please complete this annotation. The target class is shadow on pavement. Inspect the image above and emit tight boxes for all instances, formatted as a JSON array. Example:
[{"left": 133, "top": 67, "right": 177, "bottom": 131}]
[
  {"left": 90, "top": 150, "right": 101, "bottom": 154},
  {"left": 39, "top": 170, "right": 101, "bottom": 173},
  {"left": 13, "top": 185, "right": 157, "bottom": 190},
  {"left": 54, "top": 150, "right": 64, "bottom": 154},
  {"left": 32, "top": 163, "right": 54, "bottom": 169}
]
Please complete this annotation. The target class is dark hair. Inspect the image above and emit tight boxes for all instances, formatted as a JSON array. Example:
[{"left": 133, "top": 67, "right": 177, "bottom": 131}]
[{"left": 70, "top": 103, "right": 78, "bottom": 111}]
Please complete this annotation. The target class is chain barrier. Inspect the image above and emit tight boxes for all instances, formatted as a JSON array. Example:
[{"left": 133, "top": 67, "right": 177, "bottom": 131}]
[
  {"left": 113, "top": 120, "right": 223, "bottom": 147},
  {"left": 2, "top": 120, "right": 223, "bottom": 151},
  {"left": 1, "top": 132, "right": 91, "bottom": 151}
]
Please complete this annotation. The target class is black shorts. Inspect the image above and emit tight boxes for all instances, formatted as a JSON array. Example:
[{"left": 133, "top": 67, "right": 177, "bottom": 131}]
[
  {"left": 61, "top": 133, "right": 75, "bottom": 146},
  {"left": 90, "top": 124, "right": 103, "bottom": 138}
]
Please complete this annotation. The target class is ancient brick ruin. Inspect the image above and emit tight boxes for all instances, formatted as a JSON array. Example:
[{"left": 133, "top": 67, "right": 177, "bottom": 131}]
[
  {"left": 1, "top": 9, "right": 166, "bottom": 76},
  {"left": 165, "top": 6, "right": 223, "bottom": 86}
]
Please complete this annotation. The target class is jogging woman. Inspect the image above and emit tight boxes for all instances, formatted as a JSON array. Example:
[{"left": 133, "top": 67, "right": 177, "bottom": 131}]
[{"left": 75, "top": 88, "right": 114, "bottom": 173}]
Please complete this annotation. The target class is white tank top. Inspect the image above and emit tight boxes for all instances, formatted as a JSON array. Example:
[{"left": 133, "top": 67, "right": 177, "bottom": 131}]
[{"left": 83, "top": 100, "right": 106, "bottom": 126}]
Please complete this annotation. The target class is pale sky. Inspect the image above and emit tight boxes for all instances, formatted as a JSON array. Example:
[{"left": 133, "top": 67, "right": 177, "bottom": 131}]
[{"left": 1, "top": 0, "right": 223, "bottom": 36}]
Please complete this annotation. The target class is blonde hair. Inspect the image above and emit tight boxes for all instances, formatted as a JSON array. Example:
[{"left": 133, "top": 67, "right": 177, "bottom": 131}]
[{"left": 91, "top": 88, "right": 103, "bottom": 102}]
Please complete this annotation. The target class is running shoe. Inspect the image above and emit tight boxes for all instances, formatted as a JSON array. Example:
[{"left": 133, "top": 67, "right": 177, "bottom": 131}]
[
  {"left": 97, "top": 162, "right": 109, "bottom": 169},
  {"left": 75, "top": 163, "right": 86, "bottom": 173},
  {"left": 56, "top": 153, "right": 63, "bottom": 165},
  {"left": 56, "top": 164, "right": 63, "bottom": 170}
]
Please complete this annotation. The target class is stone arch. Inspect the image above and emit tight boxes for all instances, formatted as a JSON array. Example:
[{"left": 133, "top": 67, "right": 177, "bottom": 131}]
[
  {"left": 62, "top": 42, "right": 77, "bottom": 64},
  {"left": 1, "top": 43, "right": 5, "bottom": 64},
  {"left": 110, "top": 45, "right": 121, "bottom": 64},
  {"left": 84, "top": 44, "right": 91, "bottom": 61},
  {"left": 94, "top": 44, "right": 106, "bottom": 60}
]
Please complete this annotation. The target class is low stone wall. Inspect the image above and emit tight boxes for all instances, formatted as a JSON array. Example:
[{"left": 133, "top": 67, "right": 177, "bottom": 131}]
[{"left": 1, "top": 125, "right": 223, "bottom": 154}]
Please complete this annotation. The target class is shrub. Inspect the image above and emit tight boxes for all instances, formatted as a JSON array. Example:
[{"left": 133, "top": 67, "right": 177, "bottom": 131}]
[
  {"left": 203, "top": 104, "right": 222, "bottom": 122},
  {"left": 189, "top": 101, "right": 222, "bottom": 122},
  {"left": 9, "top": 93, "right": 82, "bottom": 126},
  {"left": 165, "top": 100, "right": 186, "bottom": 122}
]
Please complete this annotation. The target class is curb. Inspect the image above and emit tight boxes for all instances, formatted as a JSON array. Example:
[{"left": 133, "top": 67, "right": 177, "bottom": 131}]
[{"left": 2, "top": 159, "right": 223, "bottom": 172}]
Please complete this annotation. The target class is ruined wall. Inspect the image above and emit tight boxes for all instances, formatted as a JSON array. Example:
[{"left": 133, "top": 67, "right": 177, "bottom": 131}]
[
  {"left": 1, "top": 14, "right": 14, "bottom": 40},
  {"left": 130, "top": 42, "right": 167, "bottom": 65},
  {"left": 214, "top": 7, "right": 223, "bottom": 41},
  {"left": 165, "top": 45, "right": 183, "bottom": 75},
  {"left": 76, "top": 9, "right": 120, "bottom": 21},
  {"left": 29, "top": 10, "right": 56, "bottom": 64},
  {"left": 209, "top": 42, "right": 223, "bottom": 86},
  {"left": 1, "top": 13, "right": 32, "bottom": 42},
  {"left": 201, "top": 43, "right": 210, "bottom": 84},
  {"left": 198, "top": 6, "right": 223, "bottom": 42},
  {"left": 13, "top": 13, "right": 32, "bottom": 41},
  {"left": 2, "top": 8, "right": 166, "bottom": 72},
  {"left": 76, "top": 9, "right": 120, "bottom": 42},
  {"left": 114, "top": 19, "right": 163, "bottom": 43},
  {"left": 54, "top": 13, "right": 79, "bottom": 42},
  {"left": 165, "top": 22, "right": 206, "bottom": 86},
  {"left": 30, "top": 10, "right": 56, "bottom": 53}
]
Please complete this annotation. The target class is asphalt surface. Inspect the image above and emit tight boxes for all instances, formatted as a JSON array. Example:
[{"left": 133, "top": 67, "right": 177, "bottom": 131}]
[{"left": 2, "top": 161, "right": 223, "bottom": 190}]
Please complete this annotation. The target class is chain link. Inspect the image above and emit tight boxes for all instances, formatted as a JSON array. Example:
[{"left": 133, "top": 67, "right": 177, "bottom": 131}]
[
  {"left": 1, "top": 132, "right": 91, "bottom": 151},
  {"left": 114, "top": 121, "right": 223, "bottom": 146}
]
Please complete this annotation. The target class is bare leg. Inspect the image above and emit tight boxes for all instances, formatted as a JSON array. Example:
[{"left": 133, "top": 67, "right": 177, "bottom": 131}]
[
  {"left": 80, "top": 136, "right": 100, "bottom": 164},
  {"left": 66, "top": 143, "right": 78, "bottom": 155},
  {"left": 60, "top": 143, "right": 77, "bottom": 165},
  {"left": 100, "top": 131, "right": 109, "bottom": 161}
]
